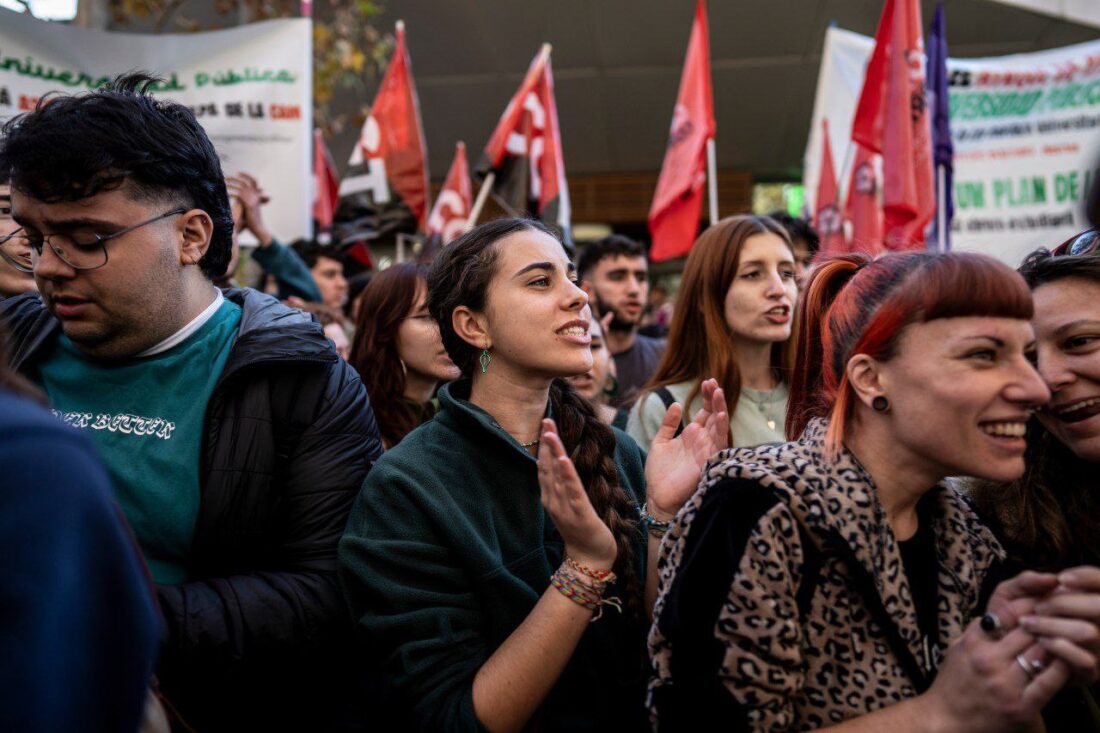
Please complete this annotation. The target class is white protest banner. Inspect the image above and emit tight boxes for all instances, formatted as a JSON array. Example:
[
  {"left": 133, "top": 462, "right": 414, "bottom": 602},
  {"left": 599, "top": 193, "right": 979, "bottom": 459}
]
[
  {"left": 806, "top": 27, "right": 1100, "bottom": 266},
  {"left": 0, "top": 11, "right": 312, "bottom": 241}
]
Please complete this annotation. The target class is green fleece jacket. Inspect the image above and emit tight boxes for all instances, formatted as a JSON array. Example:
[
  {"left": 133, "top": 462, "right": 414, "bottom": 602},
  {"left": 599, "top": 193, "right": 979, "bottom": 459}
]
[{"left": 338, "top": 380, "right": 650, "bottom": 732}]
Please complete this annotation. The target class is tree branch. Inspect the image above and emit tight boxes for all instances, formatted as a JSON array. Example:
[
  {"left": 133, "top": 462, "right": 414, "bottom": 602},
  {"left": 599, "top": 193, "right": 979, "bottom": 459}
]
[{"left": 153, "top": 0, "right": 189, "bottom": 33}]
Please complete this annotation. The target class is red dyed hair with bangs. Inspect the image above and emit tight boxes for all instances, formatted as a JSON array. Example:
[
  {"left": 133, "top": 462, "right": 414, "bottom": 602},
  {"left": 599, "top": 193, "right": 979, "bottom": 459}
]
[{"left": 786, "top": 251, "right": 1033, "bottom": 453}]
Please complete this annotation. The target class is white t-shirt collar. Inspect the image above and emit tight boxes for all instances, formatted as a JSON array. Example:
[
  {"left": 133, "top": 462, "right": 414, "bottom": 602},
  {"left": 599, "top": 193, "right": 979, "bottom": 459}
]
[{"left": 135, "top": 290, "right": 225, "bottom": 358}]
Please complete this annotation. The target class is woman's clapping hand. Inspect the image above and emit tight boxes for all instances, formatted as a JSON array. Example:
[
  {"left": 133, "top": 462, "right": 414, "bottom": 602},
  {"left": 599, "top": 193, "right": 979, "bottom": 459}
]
[
  {"left": 644, "top": 378, "right": 729, "bottom": 521},
  {"left": 536, "top": 419, "right": 616, "bottom": 571}
]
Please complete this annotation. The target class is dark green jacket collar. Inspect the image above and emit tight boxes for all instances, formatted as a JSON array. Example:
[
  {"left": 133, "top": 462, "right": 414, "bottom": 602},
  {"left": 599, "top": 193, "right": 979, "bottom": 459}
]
[{"left": 437, "top": 379, "right": 554, "bottom": 463}]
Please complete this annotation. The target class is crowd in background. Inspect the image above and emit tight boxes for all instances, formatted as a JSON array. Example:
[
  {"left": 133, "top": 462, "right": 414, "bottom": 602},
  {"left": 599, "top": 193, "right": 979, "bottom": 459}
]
[{"left": 3, "top": 74, "right": 1100, "bottom": 733}]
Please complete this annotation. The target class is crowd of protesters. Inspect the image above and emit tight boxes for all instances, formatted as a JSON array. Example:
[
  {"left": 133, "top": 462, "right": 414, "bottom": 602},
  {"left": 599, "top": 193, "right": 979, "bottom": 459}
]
[{"left": 3, "top": 73, "right": 1100, "bottom": 733}]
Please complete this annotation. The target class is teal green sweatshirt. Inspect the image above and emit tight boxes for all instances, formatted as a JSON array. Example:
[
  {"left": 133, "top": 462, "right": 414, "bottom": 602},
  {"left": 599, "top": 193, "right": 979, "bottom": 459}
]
[{"left": 338, "top": 380, "right": 650, "bottom": 732}]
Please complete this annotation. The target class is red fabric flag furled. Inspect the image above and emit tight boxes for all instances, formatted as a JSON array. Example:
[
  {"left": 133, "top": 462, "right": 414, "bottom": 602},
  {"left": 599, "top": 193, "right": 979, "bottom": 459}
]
[
  {"left": 648, "top": 0, "right": 715, "bottom": 262},
  {"left": 850, "top": 0, "right": 934, "bottom": 251},
  {"left": 426, "top": 142, "right": 473, "bottom": 245},
  {"left": 312, "top": 129, "right": 340, "bottom": 231},
  {"left": 477, "top": 44, "right": 571, "bottom": 242},
  {"left": 340, "top": 20, "right": 430, "bottom": 228},
  {"left": 814, "top": 119, "right": 846, "bottom": 255},
  {"left": 844, "top": 142, "right": 885, "bottom": 254}
]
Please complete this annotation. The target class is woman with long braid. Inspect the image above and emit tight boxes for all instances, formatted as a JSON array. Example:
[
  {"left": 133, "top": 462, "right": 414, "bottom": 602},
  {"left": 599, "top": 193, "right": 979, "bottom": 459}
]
[{"left": 339, "top": 218, "right": 728, "bottom": 732}]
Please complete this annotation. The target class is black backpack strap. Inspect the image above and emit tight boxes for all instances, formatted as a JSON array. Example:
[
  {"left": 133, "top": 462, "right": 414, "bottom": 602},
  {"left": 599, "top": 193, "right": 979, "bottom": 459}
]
[{"left": 654, "top": 386, "right": 685, "bottom": 438}]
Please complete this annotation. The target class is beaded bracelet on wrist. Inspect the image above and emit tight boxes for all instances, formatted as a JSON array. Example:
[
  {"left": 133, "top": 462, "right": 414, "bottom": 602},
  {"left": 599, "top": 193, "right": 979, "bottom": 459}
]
[{"left": 639, "top": 502, "right": 673, "bottom": 537}]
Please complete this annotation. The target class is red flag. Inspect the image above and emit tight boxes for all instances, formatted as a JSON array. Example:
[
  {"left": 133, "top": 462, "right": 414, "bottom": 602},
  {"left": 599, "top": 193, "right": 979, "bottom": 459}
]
[
  {"left": 312, "top": 129, "right": 340, "bottom": 231},
  {"left": 426, "top": 142, "right": 473, "bottom": 244},
  {"left": 850, "top": 0, "right": 934, "bottom": 250},
  {"left": 648, "top": 0, "right": 715, "bottom": 262},
  {"left": 340, "top": 20, "right": 430, "bottom": 228},
  {"left": 814, "top": 119, "right": 846, "bottom": 255},
  {"left": 478, "top": 44, "right": 571, "bottom": 240},
  {"left": 844, "top": 143, "right": 885, "bottom": 254}
]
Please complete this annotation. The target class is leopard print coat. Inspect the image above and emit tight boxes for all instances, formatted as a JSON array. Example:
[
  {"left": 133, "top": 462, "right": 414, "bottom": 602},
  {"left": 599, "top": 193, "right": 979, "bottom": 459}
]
[{"left": 648, "top": 419, "right": 1006, "bottom": 732}]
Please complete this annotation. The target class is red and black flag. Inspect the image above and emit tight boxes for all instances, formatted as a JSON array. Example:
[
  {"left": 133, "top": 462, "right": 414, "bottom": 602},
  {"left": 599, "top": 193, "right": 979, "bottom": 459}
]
[
  {"left": 339, "top": 20, "right": 430, "bottom": 230},
  {"left": 477, "top": 44, "right": 571, "bottom": 243}
]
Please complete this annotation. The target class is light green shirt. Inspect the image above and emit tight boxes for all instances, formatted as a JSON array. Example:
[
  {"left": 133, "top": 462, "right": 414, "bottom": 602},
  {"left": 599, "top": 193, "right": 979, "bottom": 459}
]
[
  {"left": 36, "top": 298, "right": 242, "bottom": 584},
  {"left": 626, "top": 378, "right": 788, "bottom": 452}
]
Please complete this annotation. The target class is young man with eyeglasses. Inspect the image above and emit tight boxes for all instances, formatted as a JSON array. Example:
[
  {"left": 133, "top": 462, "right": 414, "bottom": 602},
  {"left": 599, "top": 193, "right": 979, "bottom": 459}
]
[{"left": 0, "top": 74, "right": 383, "bottom": 732}]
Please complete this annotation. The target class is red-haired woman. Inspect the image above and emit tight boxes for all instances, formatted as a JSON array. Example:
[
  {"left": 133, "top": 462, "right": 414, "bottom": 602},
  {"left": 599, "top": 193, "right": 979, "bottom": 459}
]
[
  {"left": 349, "top": 262, "right": 461, "bottom": 449},
  {"left": 649, "top": 251, "right": 1100, "bottom": 732},
  {"left": 627, "top": 215, "right": 797, "bottom": 451}
]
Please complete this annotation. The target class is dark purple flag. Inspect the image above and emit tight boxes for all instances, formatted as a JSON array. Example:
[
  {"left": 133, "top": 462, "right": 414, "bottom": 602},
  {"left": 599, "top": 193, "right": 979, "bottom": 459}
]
[{"left": 927, "top": 1, "right": 953, "bottom": 250}]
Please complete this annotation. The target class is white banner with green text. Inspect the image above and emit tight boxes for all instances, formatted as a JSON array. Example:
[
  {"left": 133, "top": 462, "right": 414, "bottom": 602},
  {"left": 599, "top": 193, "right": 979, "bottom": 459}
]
[
  {"left": 0, "top": 11, "right": 312, "bottom": 241},
  {"left": 806, "top": 27, "right": 1100, "bottom": 266}
]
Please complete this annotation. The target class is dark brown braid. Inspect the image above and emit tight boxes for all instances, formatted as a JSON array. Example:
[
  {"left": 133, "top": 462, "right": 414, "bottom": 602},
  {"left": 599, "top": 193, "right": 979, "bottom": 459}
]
[
  {"left": 428, "top": 218, "right": 642, "bottom": 614},
  {"left": 549, "top": 378, "right": 641, "bottom": 616}
]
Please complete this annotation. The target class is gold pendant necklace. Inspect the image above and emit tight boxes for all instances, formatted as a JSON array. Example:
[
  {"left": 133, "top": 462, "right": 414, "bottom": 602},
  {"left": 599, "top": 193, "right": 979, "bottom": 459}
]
[{"left": 742, "top": 381, "right": 781, "bottom": 432}]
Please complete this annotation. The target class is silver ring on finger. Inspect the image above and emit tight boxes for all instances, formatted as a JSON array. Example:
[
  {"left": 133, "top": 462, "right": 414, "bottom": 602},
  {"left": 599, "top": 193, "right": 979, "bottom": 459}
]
[{"left": 1015, "top": 653, "right": 1044, "bottom": 680}]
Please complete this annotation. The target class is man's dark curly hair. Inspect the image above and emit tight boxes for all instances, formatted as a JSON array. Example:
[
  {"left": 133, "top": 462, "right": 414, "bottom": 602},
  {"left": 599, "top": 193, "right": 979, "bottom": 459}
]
[
  {"left": 0, "top": 72, "right": 233, "bottom": 279},
  {"left": 576, "top": 234, "right": 646, "bottom": 281}
]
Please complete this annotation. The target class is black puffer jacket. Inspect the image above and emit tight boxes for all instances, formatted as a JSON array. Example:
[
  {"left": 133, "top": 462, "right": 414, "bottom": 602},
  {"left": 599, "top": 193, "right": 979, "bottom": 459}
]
[{"left": 1, "top": 288, "right": 383, "bottom": 732}]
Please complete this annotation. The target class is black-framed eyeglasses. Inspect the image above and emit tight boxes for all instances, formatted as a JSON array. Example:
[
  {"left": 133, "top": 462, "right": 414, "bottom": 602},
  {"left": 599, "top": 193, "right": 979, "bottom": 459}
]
[
  {"left": 0, "top": 208, "right": 187, "bottom": 273},
  {"left": 1052, "top": 228, "right": 1100, "bottom": 257}
]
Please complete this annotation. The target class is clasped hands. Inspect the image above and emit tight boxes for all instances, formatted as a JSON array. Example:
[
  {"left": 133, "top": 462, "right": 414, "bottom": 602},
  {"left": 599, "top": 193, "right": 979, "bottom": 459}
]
[{"left": 926, "top": 567, "right": 1100, "bottom": 732}]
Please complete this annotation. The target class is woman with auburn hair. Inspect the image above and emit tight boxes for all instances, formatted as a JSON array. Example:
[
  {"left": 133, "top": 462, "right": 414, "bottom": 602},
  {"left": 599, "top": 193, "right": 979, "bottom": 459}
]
[
  {"left": 339, "top": 218, "right": 729, "bottom": 732},
  {"left": 970, "top": 245, "right": 1100, "bottom": 729},
  {"left": 348, "top": 262, "right": 460, "bottom": 449},
  {"left": 650, "top": 251, "right": 1100, "bottom": 732},
  {"left": 627, "top": 215, "right": 797, "bottom": 451}
]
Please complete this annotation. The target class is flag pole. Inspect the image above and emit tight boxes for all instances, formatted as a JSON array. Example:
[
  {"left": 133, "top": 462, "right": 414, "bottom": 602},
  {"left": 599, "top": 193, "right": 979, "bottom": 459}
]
[
  {"left": 936, "top": 164, "right": 947, "bottom": 252},
  {"left": 706, "top": 137, "right": 719, "bottom": 225},
  {"left": 465, "top": 172, "right": 495, "bottom": 232}
]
